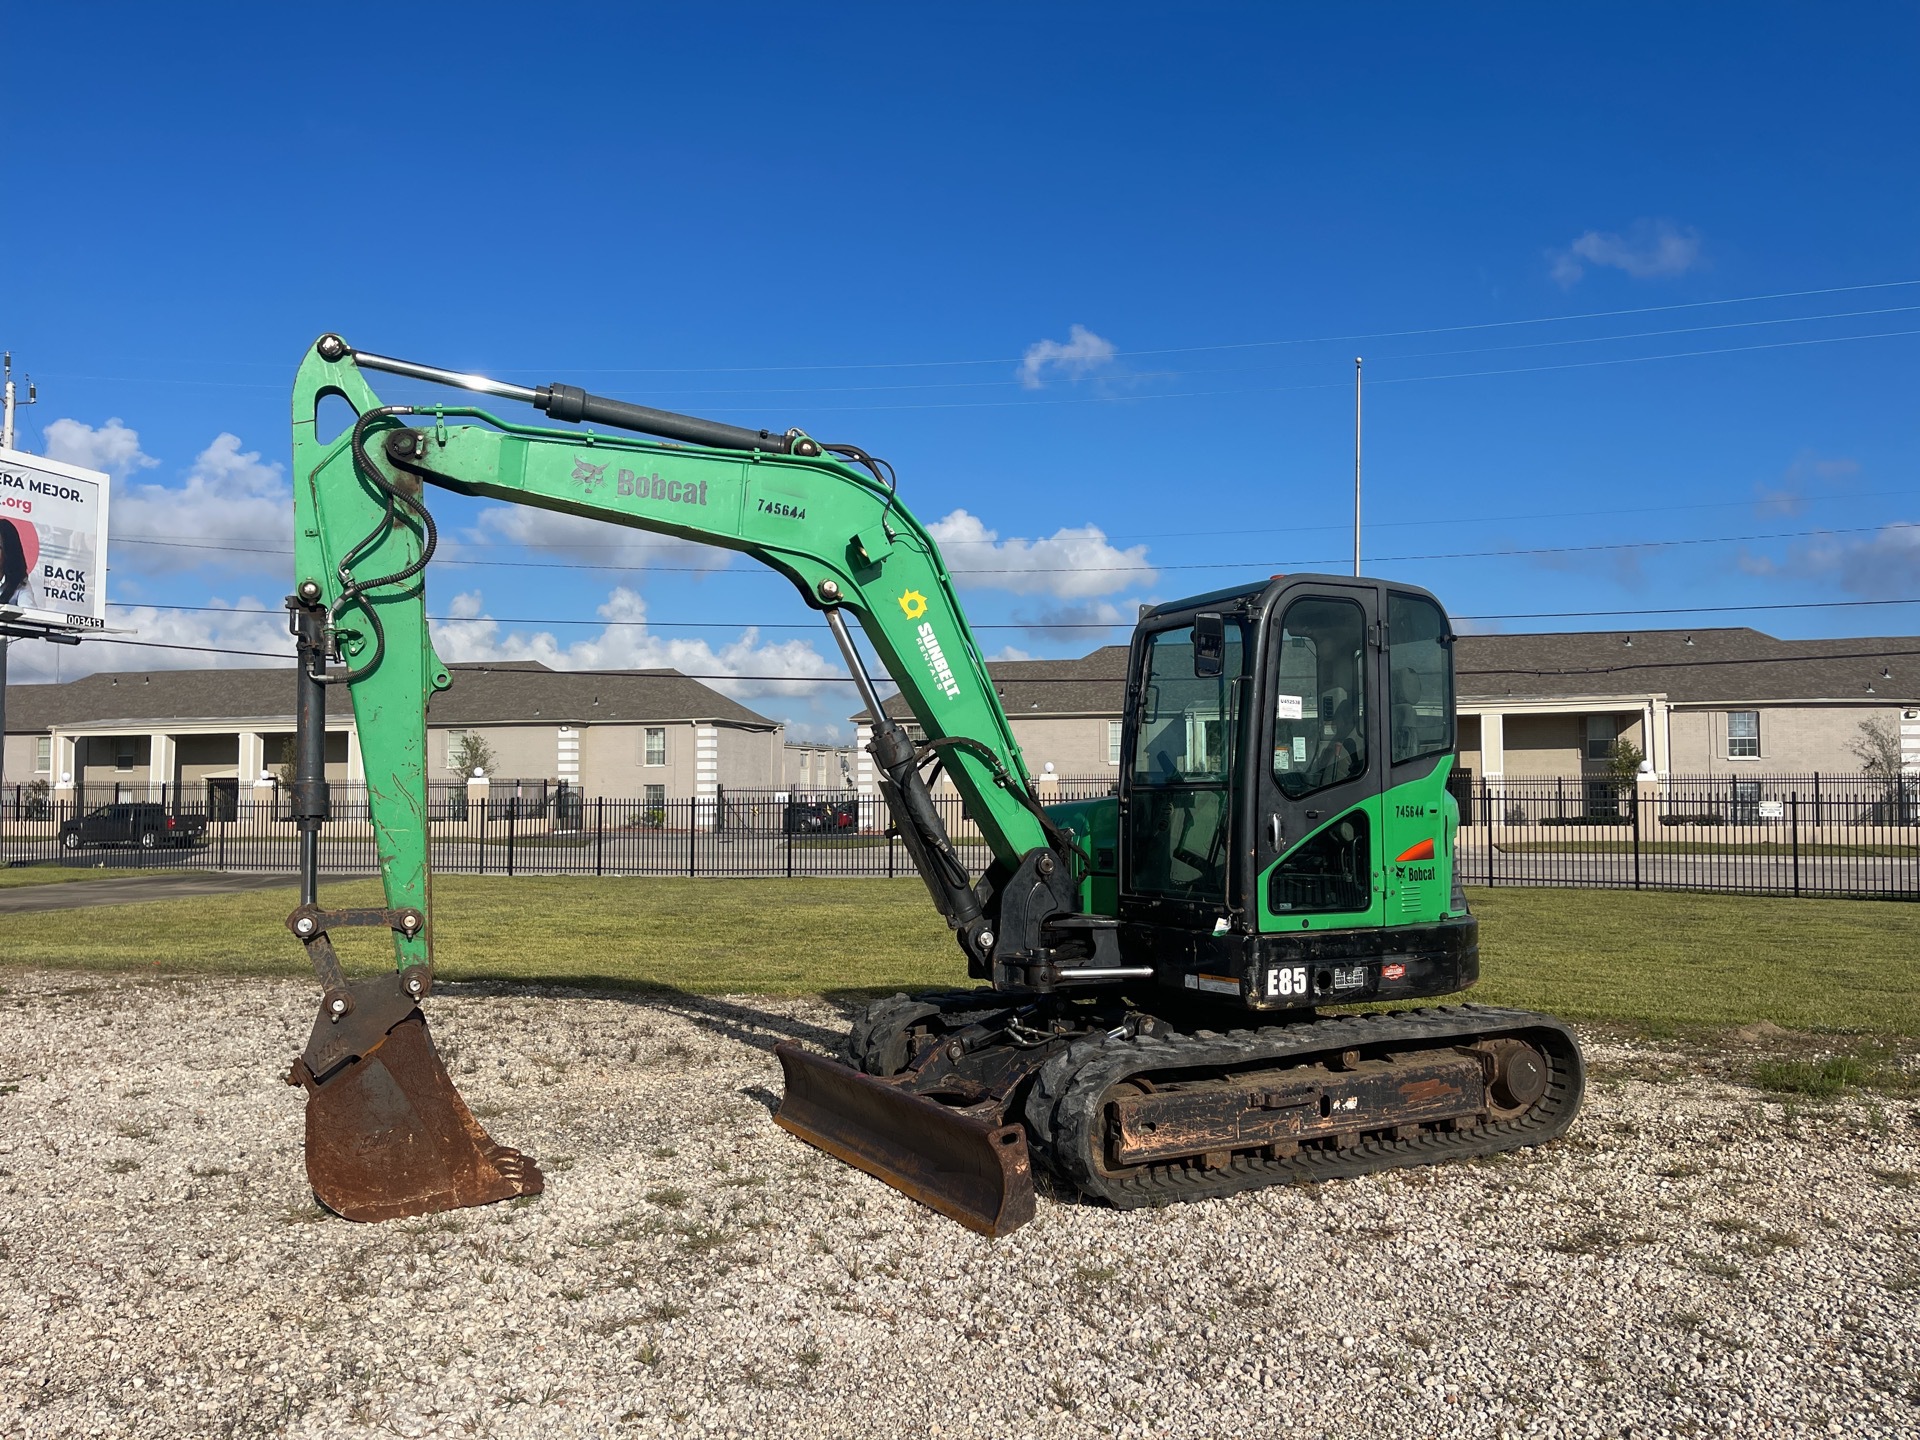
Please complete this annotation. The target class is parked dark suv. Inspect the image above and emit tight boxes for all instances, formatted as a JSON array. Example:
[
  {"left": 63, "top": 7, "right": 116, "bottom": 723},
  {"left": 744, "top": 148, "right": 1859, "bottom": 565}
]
[
  {"left": 783, "top": 797, "right": 860, "bottom": 834},
  {"left": 58, "top": 803, "right": 209, "bottom": 851}
]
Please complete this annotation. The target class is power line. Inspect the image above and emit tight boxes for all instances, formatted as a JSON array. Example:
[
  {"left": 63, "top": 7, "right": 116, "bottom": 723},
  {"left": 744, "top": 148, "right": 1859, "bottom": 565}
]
[
  {"left": 43, "top": 630, "right": 1920, "bottom": 687},
  {"left": 565, "top": 326, "right": 1920, "bottom": 416},
  {"left": 101, "top": 480, "right": 1920, "bottom": 556},
  {"left": 283, "top": 301, "right": 1919, "bottom": 401},
  {"left": 103, "top": 518, "right": 1920, "bottom": 574},
  {"left": 1458, "top": 647, "right": 1920, "bottom": 680},
  {"left": 105, "top": 594, "right": 1920, "bottom": 634},
  {"left": 511, "top": 278, "right": 1920, "bottom": 374},
  {"left": 39, "top": 279, "right": 1920, "bottom": 392},
  {"left": 105, "top": 485, "right": 1920, "bottom": 556}
]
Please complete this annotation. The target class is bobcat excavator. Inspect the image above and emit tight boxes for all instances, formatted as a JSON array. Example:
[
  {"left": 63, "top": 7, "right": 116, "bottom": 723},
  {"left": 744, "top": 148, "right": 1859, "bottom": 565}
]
[{"left": 282, "top": 335, "right": 1584, "bottom": 1235}]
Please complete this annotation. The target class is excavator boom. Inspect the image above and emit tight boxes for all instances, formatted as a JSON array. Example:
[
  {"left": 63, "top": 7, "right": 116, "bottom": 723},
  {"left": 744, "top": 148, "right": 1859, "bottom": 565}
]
[{"left": 285, "top": 337, "right": 1089, "bottom": 1228}]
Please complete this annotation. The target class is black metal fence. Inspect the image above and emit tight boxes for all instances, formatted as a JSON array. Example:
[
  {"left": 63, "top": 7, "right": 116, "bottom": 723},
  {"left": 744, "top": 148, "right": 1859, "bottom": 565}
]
[
  {"left": 7, "top": 774, "right": 1913, "bottom": 900},
  {"left": 0, "top": 785, "right": 1116, "bottom": 881},
  {"left": 1459, "top": 775, "right": 1920, "bottom": 899}
]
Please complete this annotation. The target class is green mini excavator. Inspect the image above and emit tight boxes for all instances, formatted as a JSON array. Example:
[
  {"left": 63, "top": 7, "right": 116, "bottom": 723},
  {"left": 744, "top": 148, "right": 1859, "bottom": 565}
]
[{"left": 282, "top": 336, "right": 1584, "bottom": 1234}]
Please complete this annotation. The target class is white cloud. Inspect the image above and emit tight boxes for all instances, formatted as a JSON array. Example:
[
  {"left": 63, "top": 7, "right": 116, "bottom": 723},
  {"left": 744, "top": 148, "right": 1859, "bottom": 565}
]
[
  {"left": 986, "top": 645, "right": 1035, "bottom": 663},
  {"left": 928, "top": 509, "right": 1154, "bottom": 598},
  {"left": 1017, "top": 324, "right": 1117, "bottom": 390},
  {"left": 1742, "top": 522, "right": 1920, "bottom": 598},
  {"left": 784, "top": 720, "right": 848, "bottom": 744},
  {"left": 458, "top": 505, "right": 730, "bottom": 574},
  {"left": 41, "top": 418, "right": 159, "bottom": 480},
  {"left": 1549, "top": 220, "right": 1702, "bottom": 287},
  {"left": 1754, "top": 452, "right": 1858, "bottom": 518},
  {"left": 111, "top": 433, "right": 290, "bottom": 576},
  {"left": 429, "top": 586, "right": 842, "bottom": 701},
  {"left": 3, "top": 598, "right": 289, "bottom": 683},
  {"left": 1009, "top": 598, "right": 1138, "bottom": 641}
]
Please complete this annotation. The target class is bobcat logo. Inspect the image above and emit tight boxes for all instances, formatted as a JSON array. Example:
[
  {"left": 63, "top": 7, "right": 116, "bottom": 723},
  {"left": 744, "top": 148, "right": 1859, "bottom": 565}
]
[{"left": 572, "top": 459, "right": 609, "bottom": 492}]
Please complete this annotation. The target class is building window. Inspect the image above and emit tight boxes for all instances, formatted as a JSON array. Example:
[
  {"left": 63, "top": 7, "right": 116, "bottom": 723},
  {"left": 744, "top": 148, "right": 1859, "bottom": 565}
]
[
  {"left": 1727, "top": 711, "right": 1760, "bottom": 759},
  {"left": 1107, "top": 720, "right": 1123, "bottom": 766},
  {"left": 643, "top": 727, "right": 667, "bottom": 766},
  {"left": 445, "top": 729, "right": 467, "bottom": 768},
  {"left": 1584, "top": 715, "right": 1616, "bottom": 762},
  {"left": 644, "top": 783, "right": 666, "bottom": 810},
  {"left": 35, "top": 736, "right": 51, "bottom": 774},
  {"left": 115, "top": 737, "right": 136, "bottom": 772}
]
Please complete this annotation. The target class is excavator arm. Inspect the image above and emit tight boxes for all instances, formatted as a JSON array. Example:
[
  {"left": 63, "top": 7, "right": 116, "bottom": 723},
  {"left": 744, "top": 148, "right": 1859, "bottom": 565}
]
[{"left": 283, "top": 337, "right": 1109, "bottom": 1231}]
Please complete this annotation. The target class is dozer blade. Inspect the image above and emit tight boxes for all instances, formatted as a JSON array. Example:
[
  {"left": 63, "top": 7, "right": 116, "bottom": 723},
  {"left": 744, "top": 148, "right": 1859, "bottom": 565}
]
[
  {"left": 287, "top": 978, "right": 543, "bottom": 1223},
  {"left": 773, "top": 1041, "right": 1035, "bottom": 1237}
]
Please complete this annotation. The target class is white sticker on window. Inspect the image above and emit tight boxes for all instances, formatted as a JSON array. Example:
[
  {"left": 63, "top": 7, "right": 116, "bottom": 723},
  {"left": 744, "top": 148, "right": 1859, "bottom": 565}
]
[
  {"left": 1276, "top": 693, "right": 1304, "bottom": 720},
  {"left": 1292, "top": 736, "right": 1307, "bottom": 762}
]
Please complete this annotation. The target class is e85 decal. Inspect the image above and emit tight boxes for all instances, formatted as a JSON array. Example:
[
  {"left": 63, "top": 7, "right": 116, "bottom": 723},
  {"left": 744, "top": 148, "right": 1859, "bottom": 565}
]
[{"left": 1266, "top": 965, "right": 1309, "bottom": 999}]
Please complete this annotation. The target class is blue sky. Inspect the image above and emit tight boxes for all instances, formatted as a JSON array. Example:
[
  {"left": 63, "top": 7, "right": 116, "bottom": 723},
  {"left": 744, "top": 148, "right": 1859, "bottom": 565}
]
[{"left": 4, "top": 3, "right": 1917, "bottom": 740}]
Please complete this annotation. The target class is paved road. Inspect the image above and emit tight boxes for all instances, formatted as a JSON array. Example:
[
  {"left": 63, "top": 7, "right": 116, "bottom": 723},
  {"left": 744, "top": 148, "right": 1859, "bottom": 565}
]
[
  {"left": 1456, "top": 843, "right": 1920, "bottom": 896},
  {"left": 0, "top": 872, "right": 302, "bottom": 913}
]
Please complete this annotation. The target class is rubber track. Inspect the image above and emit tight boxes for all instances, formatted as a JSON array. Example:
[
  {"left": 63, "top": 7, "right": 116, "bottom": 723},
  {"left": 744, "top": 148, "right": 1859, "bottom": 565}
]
[{"left": 1024, "top": 1004, "right": 1585, "bottom": 1210}]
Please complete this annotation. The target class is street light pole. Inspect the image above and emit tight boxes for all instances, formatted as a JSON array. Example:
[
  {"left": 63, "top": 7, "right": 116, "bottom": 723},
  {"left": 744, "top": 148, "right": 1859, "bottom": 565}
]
[{"left": 1353, "top": 356, "right": 1363, "bottom": 577}]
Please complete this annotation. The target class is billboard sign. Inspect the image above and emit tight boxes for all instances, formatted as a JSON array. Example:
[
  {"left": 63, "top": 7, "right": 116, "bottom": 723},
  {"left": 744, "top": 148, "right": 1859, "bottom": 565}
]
[{"left": 0, "top": 446, "right": 111, "bottom": 632}]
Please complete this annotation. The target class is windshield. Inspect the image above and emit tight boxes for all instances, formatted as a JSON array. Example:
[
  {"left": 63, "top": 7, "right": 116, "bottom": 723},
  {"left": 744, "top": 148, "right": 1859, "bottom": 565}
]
[{"left": 1127, "top": 619, "right": 1246, "bottom": 902}]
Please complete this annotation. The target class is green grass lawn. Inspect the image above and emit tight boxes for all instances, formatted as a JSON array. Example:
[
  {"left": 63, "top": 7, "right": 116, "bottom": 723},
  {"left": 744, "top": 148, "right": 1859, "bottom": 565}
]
[{"left": 0, "top": 877, "right": 1914, "bottom": 1037}]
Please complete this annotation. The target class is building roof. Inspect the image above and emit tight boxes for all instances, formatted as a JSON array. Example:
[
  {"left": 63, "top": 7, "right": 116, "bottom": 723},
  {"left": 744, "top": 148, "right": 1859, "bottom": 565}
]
[
  {"left": 4, "top": 661, "right": 778, "bottom": 733},
  {"left": 852, "top": 629, "right": 1920, "bottom": 723},
  {"left": 1455, "top": 628, "right": 1920, "bottom": 705}
]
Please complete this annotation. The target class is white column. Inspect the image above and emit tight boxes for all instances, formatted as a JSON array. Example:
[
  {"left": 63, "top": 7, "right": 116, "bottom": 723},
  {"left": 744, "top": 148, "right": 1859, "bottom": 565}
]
[
  {"left": 854, "top": 723, "right": 880, "bottom": 831},
  {"left": 1480, "top": 711, "right": 1505, "bottom": 781},
  {"left": 238, "top": 731, "right": 265, "bottom": 782},
  {"left": 52, "top": 733, "right": 77, "bottom": 798},
  {"left": 694, "top": 725, "right": 719, "bottom": 829},
  {"left": 345, "top": 722, "right": 364, "bottom": 784},
  {"left": 149, "top": 732, "right": 177, "bottom": 804}
]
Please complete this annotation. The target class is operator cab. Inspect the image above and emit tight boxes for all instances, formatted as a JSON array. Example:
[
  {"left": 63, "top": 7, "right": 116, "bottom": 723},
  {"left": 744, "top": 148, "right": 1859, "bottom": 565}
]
[{"left": 1115, "top": 574, "right": 1475, "bottom": 1010}]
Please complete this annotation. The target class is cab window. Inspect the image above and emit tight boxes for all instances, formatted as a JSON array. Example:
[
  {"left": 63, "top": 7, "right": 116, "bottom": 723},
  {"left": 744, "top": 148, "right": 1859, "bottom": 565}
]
[
  {"left": 1271, "top": 598, "right": 1367, "bottom": 799},
  {"left": 1388, "top": 592, "right": 1452, "bottom": 765},
  {"left": 1128, "top": 619, "right": 1246, "bottom": 901}
]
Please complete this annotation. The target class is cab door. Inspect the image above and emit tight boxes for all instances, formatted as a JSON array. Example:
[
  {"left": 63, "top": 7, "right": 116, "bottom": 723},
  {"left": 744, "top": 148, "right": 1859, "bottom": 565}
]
[{"left": 1254, "top": 583, "right": 1385, "bottom": 937}]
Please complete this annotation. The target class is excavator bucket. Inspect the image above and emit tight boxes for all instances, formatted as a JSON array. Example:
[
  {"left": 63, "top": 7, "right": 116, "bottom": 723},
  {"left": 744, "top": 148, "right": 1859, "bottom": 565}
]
[
  {"left": 287, "top": 979, "right": 543, "bottom": 1222},
  {"left": 773, "top": 1042, "right": 1035, "bottom": 1237}
]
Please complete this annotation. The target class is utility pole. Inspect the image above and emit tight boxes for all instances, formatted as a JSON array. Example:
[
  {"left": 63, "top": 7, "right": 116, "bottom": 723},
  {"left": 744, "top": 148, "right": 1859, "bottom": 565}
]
[
  {"left": 1, "top": 352, "right": 39, "bottom": 799},
  {"left": 2, "top": 351, "right": 35, "bottom": 450},
  {"left": 1352, "top": 356, "right": 1363, "bottom": 577}
]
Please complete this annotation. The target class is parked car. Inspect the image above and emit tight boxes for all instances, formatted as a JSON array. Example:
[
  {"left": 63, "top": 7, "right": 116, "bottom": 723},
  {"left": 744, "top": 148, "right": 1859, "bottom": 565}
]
[
  {"left": 783, "top": 798, "right": 860, "bottom": 834},
  {"left": 58, "top": 803, "right": 209, "bottom": 851}
]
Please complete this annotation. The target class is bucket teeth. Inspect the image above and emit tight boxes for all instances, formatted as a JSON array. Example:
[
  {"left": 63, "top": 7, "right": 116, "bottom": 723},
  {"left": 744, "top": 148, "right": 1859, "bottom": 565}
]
[{"left": 289, "top": 980, "right": 543, "bottom": 1223}]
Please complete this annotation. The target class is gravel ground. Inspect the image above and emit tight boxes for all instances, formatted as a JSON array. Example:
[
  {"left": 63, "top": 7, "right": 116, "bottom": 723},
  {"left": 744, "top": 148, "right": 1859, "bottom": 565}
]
[{"left": 1, "top": 971, "right": 1915, "bottom": 1440}]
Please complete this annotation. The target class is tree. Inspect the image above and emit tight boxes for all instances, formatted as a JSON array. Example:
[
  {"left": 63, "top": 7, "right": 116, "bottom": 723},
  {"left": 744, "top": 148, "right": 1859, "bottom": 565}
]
[
  {"left": 1605, "top": 738, "right": 1646, "bottom": 789},
  {"left": 274, "top": 736, "right": 298, "bottom": 788},
  {"left": 1850, "top": 716, "right": 1904, "bottom": 782},
  {"left": 450, "top": 731, "right": 498, "bottom": 779}
]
